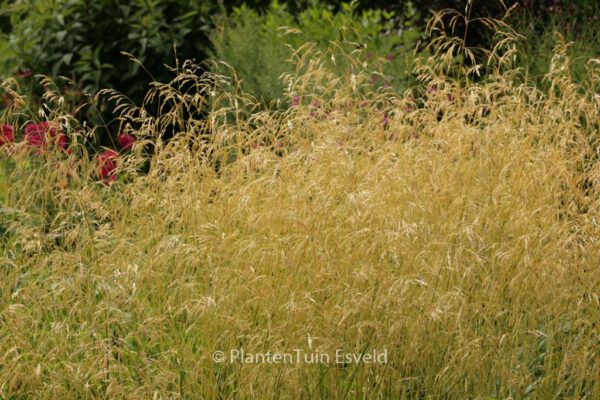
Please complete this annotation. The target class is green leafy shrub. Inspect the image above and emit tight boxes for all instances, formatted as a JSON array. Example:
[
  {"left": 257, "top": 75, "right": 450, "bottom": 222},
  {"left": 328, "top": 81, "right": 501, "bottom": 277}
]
[
  {"left": 210, "top": 1, "right": 423, "bottom": 105},
  {"left": 0, "top": 0, "right": 219, "bottom": 103}
]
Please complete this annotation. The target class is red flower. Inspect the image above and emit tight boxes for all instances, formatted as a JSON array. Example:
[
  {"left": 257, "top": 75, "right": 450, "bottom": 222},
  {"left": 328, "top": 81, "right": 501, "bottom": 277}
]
[
  {"left": 1, "top": 94, "right": 12, "bottom": 107},
  {"left": 55, "top": 134, "right": 69, "bottom": 149},
  {"left": 24, "top": 122, "right": 68, "bottom": 151},
  {"left": 0, "top": 124, "right": 14, "bottom": 146},
  {"left": 96, "top": 149, "right": 119, "bottom": 184},
  {"left": 24, "top": 122, "right": 45, "bottom": 147},
  {"left": 15, "top": 70, "right": 33, "bottom": 79},
  {"left": 117, "top": 132, "right": 136, "bottom": 151}
]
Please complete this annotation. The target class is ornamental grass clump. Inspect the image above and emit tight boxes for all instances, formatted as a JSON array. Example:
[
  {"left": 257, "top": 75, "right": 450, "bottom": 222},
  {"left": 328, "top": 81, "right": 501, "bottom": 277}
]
[{"left": 0, "top": 8, "right": 599, "bottom": 399}]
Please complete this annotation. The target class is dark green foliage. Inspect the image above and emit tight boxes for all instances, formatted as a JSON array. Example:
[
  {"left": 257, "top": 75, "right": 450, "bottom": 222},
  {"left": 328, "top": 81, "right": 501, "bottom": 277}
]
[{"left": 0, "top": 0, "right": 219, "bottom": 103}]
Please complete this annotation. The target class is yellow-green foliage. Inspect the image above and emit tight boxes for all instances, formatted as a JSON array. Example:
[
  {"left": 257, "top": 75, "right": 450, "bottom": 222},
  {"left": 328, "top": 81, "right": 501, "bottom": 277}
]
[{"left": 0, "top": 24, "right": 599, "bottom": 400}]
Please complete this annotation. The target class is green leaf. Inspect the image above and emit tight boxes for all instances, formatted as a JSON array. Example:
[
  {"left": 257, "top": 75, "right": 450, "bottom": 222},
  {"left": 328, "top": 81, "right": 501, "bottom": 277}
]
[{"left": 61, "top": 52, "right": 73, "bottom": 65}]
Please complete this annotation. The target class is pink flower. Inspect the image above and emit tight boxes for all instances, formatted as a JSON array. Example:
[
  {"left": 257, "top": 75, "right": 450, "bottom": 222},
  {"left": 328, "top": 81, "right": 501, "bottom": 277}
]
[
  {"left": 292, "top": 96, "right": 300, "bottom": 107},
  {"left": 0, "top": 124, "right": 14, "bottom": 146},
  {"left": 382, "top": 114, "right": 390, "bottom": 128},
  {"left": 404, "top": 97, "right": 416, "bottom": 112},
  {"left": 309, "top": 99, "right": 320, "bottom": 118},
  {"left": 96, "top": 149, "right": 119, "bottom": 184},
  {"left": 117, "top": 132, "right": 136, "bottom": 151}
]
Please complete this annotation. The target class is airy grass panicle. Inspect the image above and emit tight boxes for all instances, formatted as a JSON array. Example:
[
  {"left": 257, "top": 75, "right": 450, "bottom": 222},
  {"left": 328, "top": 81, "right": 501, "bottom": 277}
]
[{"left": 0, "top": 6, "right": 599, "bottom": 399}]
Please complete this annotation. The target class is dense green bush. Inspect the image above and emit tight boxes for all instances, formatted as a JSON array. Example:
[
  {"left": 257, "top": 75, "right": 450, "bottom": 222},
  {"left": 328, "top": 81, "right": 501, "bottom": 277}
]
[
  {"left": 0, "top": 0, "right": 219, "bottom": 103},
  {"left": 210, "top": 1, "right": 423, "bottom": 105}
]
